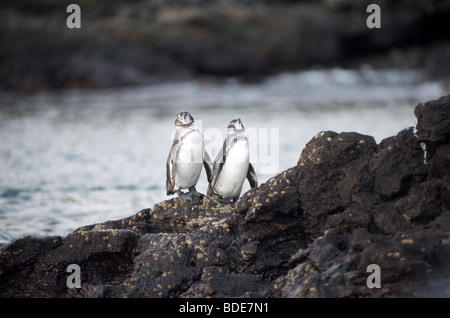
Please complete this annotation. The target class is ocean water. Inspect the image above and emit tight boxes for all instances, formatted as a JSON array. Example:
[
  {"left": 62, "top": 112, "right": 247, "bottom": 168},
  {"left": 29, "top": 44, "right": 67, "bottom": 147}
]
[{"left": 0, "top": 68, "right": 447, "bottom": 245}]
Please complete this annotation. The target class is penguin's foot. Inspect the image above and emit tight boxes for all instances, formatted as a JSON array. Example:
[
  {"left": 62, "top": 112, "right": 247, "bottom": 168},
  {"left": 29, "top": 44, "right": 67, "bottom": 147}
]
[
  {"left": 176, "top": 190, "right": 193, "bottom": 203},
  {"left": 220, "top": 198, "right": 234, "bottom": 204},
  {"left": 188, "top": 186, "right": 203, "bottom": 198},
  {"left": 211, "top": 194, "right": 233, "bottom": 204}
]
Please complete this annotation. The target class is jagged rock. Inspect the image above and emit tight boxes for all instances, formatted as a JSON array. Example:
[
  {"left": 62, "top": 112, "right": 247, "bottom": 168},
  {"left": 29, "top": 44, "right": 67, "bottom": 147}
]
[
  {"left": 414, "top": 95, "right": 450, "bottom": 145},
  {"left": 1, "top": 95, "right": 449, "bottom": 297},
  {"left": 414, "top": 95, "right": 450, "bottom": 179}
]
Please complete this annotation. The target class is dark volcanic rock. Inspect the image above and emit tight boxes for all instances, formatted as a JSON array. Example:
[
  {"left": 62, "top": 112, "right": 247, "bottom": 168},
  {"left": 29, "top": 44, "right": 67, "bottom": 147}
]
[
  {"left": 414, "top": 95, "right": 450, "bottom": 179},
  {"left": 1, "top": 95, "right": 449, "bottom": 297}
]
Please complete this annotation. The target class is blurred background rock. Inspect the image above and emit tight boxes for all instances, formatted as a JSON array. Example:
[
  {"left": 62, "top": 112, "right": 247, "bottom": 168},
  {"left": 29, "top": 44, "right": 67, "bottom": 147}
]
[{"left": 1, "top": 0, "right": 449, "bottom": 92}]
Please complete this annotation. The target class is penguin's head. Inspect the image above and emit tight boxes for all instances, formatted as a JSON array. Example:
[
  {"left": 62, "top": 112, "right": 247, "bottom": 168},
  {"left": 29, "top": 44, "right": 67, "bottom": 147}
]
[
  {"left": 227, "top": 118, "right": 245, "bottom": 133},
  {"left": 175, "top": 111, "right": 194, "bottom": 127}
]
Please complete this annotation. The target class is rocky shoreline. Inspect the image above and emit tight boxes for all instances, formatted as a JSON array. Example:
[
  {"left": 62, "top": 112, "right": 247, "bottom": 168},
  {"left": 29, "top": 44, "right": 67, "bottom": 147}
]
[{"left": 1, "top": 95, "right": 449, "bottom": 297}]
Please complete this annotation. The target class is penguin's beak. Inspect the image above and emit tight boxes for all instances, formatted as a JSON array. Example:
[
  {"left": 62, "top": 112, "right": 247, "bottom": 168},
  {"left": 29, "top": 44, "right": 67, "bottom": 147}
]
[
  {"left": 183, "top": 112, "right": 191, "bottom": 124},
  {"left": 235, "top": 118, "right": 244, "bottom": 130}
]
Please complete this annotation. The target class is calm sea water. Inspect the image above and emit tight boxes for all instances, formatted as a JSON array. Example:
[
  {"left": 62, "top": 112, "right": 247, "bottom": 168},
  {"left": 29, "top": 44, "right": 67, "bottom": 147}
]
[{"left": 0, "top": 68, "right": 447, "bottom": 244}]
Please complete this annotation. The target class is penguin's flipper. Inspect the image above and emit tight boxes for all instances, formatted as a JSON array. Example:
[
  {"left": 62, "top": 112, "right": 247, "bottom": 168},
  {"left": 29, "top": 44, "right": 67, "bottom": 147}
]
[
  {"left": 214, "top": 138, "right": 227, "bottom": 181},
  {"left": 206, "top": 183, "right": 215, "bottom": 197},
  {"left": 208, "top": 141, "right": 226, "bottom": 195},
  {"left": 247, "top": 163, "right": 258, "bottom": 188},
  {"left": 203, "top": 150, "right": 213, "bottom": 183},
  {"left": 166, "top": 139, "right": 179, "bottom": 195}
]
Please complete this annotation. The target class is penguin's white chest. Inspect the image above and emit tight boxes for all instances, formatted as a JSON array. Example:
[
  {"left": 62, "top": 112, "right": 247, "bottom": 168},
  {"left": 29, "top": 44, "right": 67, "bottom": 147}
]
[
  {"left": 214, "top": 140, "right": 249, "bottom": 200},
  {"left": 174, "top": 129, "right": 203, "bottom": 190}
]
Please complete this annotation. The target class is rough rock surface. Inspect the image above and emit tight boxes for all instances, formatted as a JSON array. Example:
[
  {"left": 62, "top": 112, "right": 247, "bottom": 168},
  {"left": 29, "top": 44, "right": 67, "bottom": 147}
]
[{"left": 1, "top": 95, "right": 449, "bottom": 297}]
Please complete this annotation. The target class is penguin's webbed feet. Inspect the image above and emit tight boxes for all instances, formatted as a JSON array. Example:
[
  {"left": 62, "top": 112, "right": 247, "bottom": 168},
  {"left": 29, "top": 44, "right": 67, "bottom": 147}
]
[
  {"left": 176, "top": 190, "right": 193, "bottom": 203},
  {"left": 188, "top": 186, "right": 203, "bottom": 198},
  {"left": 210, "top": 194, "right": 233, "bottom": 204}
]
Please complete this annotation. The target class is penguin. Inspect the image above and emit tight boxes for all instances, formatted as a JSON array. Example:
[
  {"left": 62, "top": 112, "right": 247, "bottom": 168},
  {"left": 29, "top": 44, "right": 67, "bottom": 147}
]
[
  {"left": 207, "top": 118, "right": 258, "bottom": 203},
  {"left": 166, "top": 111, "right": 212, "bottom": 203}
]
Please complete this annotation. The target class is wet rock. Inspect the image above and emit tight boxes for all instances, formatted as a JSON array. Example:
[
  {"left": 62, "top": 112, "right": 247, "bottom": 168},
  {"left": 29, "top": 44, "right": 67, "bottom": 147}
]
[{"left": 1, "top": 95, "right": 449, "bottom": 297}]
